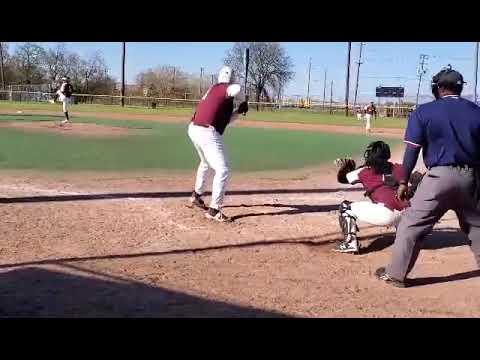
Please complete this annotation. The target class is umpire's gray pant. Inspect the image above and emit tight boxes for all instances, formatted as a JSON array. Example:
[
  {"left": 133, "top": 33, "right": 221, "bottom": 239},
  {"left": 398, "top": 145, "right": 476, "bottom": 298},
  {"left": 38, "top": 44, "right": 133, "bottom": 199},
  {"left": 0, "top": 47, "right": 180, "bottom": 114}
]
[{"left": 386, "top": 166, "right": 480, "bottom": 280}]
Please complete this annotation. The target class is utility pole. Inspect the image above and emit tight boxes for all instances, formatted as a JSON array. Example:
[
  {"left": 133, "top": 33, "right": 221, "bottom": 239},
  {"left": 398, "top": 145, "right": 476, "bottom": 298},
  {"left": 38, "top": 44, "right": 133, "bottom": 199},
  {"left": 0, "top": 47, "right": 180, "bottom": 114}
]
[
  {"left": 415, "top": 54, "right": 429, "bottom": 107},
  {"left": 0, "top": 42, "right": 5, "bottom": 90},
  {"left": 306, "top": 57, "right": 312, "bottom": 104},
  {"left": 474, "top": 42, "right": 479, "bottom": 104},
  {"left": 211, "top": 74, "right": 215, "bottom": 85},
  {"left": 353, "top": 42, "right": 364, "bottom": 109},
  {"left": 330, "top": 80, "right": 334, "bottom": 114},
  {"left": 322, "top": 68, "right": 327, "bottom": 110},
  {"left": 345, "top": 42, "right": 352, "bottom": 116},
  {"left": 121, "top": 42, "right": 126, "bottom": 107},
  {"left": 200, "top": 67, "right": 204, "bottom": 98},
  {"left": 172, "top": 67, "right": 176, "bottom": 96}
]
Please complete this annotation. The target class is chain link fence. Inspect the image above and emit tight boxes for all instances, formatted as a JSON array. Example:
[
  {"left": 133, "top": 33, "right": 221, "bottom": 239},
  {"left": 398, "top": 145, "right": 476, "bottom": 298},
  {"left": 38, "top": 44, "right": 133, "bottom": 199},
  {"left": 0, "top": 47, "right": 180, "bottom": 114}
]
[{"left": 0, "top": 90, "right": 415, "bottom": 117}]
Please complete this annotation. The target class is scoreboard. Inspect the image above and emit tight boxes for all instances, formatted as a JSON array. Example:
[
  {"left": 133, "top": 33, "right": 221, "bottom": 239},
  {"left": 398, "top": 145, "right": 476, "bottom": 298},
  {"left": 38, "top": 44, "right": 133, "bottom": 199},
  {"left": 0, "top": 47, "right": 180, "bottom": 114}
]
[{"left": 376, "top": 86, "right": 404, "bottom": 98}]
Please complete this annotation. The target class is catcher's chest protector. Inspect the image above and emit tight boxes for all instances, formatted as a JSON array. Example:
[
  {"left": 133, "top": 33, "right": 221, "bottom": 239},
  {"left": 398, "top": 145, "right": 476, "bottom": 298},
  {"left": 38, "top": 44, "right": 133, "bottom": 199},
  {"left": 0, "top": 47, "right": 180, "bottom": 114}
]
[{"left": 364, "top": 173, "right": 399, "bottom": 199}]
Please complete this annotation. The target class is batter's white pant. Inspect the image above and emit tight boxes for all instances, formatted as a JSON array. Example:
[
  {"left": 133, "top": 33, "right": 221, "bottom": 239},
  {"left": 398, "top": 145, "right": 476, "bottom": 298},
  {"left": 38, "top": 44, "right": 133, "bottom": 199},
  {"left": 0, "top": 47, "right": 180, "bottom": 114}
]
[
  {"left": 365, "top": 114, "right": 372, "bottom": 131},
  {"left": 188, "top": 122, "right": 230, "bottom": 210},
  {"left": 347, "top": 201, "right": 402, "bottom": 228}
]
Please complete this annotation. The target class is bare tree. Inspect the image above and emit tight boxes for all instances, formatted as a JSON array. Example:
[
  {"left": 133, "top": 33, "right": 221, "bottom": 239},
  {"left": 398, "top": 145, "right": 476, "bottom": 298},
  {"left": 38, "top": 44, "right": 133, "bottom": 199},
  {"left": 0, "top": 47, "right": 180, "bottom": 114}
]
[
  {"left": 41, "top": 43, "right": 68, "bottom": 92},
  {"left": 224, "top": 42, "right": 294, "bottom": 110},
  {"left": 13, "top": 42, "right": 46, "bottom": 84},
  {"left": 74, "top": 52, "right": 112, "bottom": 94},
  {"left": 64, "top": 52, "right": 82, "bottom": 87},
  {"left": 135, "top": 65, "right": 189, "bottom": 98}
]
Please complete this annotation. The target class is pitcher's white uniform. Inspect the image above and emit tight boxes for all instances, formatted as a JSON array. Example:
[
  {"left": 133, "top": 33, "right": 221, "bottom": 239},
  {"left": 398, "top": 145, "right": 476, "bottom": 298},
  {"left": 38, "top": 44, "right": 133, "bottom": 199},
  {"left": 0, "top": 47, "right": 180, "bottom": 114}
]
[
  {"left": 56, "top": 77, "right": 74, "bottom": 125},
  {"left": 363, "top": 102, "right": 377, "bottom": 133}
]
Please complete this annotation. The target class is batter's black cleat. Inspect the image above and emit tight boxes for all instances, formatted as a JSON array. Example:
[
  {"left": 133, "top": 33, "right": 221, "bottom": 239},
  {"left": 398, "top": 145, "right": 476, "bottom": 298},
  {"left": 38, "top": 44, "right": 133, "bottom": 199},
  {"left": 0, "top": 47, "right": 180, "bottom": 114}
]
[
  {"left": 188, "top": 191, "right": 207, "bottom": 210},
  {"left": 374, "top": 267, "right": 407, "bottom": 288},
  {"left": 205, "top": 207, "right": 232, "bottom": 222}
]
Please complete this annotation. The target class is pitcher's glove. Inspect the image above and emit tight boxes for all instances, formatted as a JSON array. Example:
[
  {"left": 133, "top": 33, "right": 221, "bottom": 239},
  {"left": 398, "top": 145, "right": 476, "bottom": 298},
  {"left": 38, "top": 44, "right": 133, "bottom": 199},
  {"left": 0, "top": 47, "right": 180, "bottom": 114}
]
[
  {"left": 237, "top": 101, "right": 249, "bottom": 115},
  {"left": 334, "top": 158, "right": 356, "bottom": 184}
]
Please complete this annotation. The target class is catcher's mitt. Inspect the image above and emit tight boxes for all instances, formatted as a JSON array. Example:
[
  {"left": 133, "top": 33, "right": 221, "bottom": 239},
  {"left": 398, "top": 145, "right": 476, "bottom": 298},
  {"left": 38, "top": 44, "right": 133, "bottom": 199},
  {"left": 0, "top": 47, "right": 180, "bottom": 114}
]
[{"left": 334, "top": 158, "right": 357, "bottom": 184}]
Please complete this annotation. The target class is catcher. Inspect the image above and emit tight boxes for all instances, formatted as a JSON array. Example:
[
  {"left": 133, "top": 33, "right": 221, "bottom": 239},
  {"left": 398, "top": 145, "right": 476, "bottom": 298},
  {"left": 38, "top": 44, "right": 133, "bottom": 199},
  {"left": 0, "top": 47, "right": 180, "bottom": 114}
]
[{"left": 334, "top": 141, "right": 424, "bottom": 254}]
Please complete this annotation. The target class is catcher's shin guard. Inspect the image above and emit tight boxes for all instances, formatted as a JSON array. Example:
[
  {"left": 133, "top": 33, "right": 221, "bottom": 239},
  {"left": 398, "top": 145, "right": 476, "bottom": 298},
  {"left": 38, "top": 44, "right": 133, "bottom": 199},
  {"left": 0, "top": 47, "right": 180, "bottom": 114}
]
[{"left": 338, "top": 200, "right": 359, "bottom": 242}]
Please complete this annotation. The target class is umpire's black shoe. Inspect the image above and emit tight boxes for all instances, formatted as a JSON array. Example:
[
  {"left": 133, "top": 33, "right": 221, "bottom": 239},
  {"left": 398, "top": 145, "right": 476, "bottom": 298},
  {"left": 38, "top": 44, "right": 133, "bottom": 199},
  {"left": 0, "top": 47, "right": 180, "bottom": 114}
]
[{"left": 375, "top": 267, "right": 407, "bottom": 288}]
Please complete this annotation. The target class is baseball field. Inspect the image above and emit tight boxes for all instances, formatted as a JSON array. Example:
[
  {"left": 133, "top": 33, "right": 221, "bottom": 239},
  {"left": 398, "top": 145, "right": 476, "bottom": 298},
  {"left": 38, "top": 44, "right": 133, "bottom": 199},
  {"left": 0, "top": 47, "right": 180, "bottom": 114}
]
[{"left": 0, "top": 101, "right": 478, "bottom": 317}]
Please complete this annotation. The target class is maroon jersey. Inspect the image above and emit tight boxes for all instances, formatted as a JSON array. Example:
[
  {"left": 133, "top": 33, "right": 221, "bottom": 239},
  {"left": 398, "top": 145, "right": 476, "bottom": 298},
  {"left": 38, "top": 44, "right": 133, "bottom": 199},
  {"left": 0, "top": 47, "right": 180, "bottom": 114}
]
[
  {"left": 192, "top": 83, "right": 234, "bottom": 135},
  {"left": 348, "top": 162, "right": 409, "bottom": 211},
  {"left": 365, "top": 104, "right": 377, "bottom": 115}
]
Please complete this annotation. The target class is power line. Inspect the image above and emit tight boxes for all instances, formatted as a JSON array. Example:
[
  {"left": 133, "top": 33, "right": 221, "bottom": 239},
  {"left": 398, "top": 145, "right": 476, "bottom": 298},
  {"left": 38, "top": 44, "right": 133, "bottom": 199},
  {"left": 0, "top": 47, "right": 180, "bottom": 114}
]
[
  {"left": 415, "top": 54, "right": 429, "bottom": 106},
  {"left": 353, "top": 42, "right": 364, "bottom": 108}
]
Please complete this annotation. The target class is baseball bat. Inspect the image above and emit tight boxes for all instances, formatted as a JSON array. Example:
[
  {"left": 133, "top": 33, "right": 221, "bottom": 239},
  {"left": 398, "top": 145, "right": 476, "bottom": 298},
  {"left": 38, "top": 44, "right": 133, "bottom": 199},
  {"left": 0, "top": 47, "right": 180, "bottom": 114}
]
[{"left": 243, "top": 48, "right": 250, "bottom": 115}]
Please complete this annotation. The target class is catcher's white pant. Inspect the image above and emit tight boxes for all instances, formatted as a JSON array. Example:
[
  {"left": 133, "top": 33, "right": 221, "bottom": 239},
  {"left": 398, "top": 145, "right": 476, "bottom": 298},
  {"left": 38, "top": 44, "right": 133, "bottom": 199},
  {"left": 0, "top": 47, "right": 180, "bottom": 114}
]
[
  {"left": 188, "top": 122, "right": 230, "bottom": 210},
  {"left": 57, "top": 92, "right": 71, "bottom": 113},
  {"left": 347, "top": 201, "right": 402, "bottom": 228},
  {"left": 365, "top": 113, "right": 372, "bottom": 131}
]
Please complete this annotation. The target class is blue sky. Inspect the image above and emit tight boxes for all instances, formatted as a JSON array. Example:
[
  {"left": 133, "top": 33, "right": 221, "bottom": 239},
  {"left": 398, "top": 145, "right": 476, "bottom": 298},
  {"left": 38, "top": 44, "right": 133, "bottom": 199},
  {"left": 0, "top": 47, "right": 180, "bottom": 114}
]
[{"left": 9, "top": 42, "right": 479, "bottom": 102}]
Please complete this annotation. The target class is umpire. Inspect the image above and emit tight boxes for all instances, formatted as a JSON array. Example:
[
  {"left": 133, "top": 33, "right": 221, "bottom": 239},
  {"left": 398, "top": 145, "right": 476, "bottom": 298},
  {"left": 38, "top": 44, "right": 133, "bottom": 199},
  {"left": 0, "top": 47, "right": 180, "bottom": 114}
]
[{"left": 375, "top": 65, "right": 480, "bottom": 287}]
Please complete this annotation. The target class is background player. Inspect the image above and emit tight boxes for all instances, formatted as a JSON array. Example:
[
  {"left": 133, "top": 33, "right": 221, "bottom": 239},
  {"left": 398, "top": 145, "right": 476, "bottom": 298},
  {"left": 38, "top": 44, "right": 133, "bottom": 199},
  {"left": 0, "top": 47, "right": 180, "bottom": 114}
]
[
  {"left": 356, "top": 106, "right": 364, "bottom": 122},
  {"left": 363, "top": 101, "right": 377, "bottom": 134}
]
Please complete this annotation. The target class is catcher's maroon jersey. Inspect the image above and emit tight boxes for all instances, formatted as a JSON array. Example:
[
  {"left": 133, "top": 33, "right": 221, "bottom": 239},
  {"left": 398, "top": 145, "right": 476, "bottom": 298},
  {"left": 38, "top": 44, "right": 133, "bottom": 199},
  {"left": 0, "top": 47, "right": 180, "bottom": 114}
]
[
  {"left": 192, "top": 83, "right": 234, "bottom": 135},
  {"left": 348, "top": 163, "right": 409, "bottom": 211}
]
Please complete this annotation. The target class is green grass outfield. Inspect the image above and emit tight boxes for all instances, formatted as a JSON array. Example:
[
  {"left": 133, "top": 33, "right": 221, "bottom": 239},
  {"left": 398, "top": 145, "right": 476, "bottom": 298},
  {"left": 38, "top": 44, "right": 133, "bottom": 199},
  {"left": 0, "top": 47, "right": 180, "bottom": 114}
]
[
  {"left": 0, "top": 100, "right": 408, "bottom": 129},
  {"left": 0, "top": 114, "right": 400, "bottom": 172}
]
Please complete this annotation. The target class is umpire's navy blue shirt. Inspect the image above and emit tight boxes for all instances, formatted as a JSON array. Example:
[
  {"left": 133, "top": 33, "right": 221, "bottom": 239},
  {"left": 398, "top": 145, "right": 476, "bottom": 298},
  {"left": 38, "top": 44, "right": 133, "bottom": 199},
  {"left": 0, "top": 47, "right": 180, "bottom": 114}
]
[{"left": 405, "top": 95, "right": 480, "bottom": 168}]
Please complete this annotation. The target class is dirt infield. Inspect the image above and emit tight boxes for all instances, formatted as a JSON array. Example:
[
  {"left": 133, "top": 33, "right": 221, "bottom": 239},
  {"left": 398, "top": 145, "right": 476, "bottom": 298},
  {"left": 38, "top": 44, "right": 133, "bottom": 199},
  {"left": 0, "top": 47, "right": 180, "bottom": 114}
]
[
  {"left": 0, "top": 121, "right": 142, "bottom": 137},
  {"left": 1, "top": 111, "right": 479, "bottom": 317},
  {"left": 1, "top": 109, "right": 404, "bottom": 138}
]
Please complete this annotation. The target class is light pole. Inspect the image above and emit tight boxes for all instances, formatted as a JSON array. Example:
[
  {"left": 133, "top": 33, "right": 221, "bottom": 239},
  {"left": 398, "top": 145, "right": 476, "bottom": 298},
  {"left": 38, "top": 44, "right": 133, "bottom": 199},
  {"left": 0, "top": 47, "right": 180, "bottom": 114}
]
[
  {"left": 121, "top": 42, "right": 126, "bottom": 107},
  {"left": 345, "top": 42, "right": 352, "bottom": 116}
]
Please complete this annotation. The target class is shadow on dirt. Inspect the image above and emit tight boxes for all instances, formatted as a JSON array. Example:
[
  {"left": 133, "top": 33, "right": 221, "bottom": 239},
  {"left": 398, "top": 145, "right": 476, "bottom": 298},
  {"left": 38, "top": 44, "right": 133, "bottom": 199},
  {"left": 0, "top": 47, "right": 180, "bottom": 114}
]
[
  {"left": 408, "top": 269, "right": 480, "bottom": 287},
  {"left": 0, "top": 187, "right": 360, "bottom": 204},
  {"left": 0, "top": 266, "right": 287, "bottom": 317},
  {"left": 226, "top": 203, "right": 339, "bottom": 221},
  {"left": 0, "top": 234, "right": 343, "bottom": 270},
  {"left": 361, "top": 228, "right": 470, "bottom": 254},
  {"left": 0, "top": 228, "right": 467, "bottom": 271}
]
